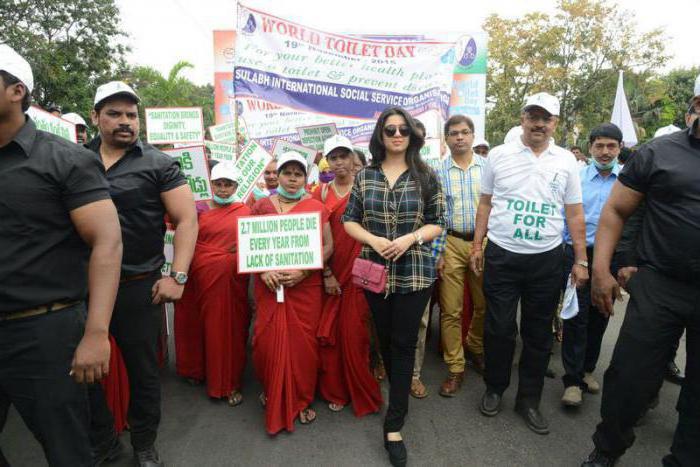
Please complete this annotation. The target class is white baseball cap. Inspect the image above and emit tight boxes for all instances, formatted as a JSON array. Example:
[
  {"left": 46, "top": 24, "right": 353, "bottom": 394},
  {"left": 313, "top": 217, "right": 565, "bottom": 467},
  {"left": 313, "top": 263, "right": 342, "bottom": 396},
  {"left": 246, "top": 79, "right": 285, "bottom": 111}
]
[
  {"left": 94, "top": 81, "right": 140, "bottom": 108},
  {"left": 323, "top": 134, "right": 353, "bottom": 156},
  {"left": 277, "top": 151, "right": 308, "bottom": 175},
  {"left": 210, "top": 161, "right": 241, "bottom": 184},
  {"left": 653, "top": 124, "right": 681, "bottom": 138},
  {"left": 472, "top": 137, "right": 490, "bottom": 149},
  {"left": 522, "top": 92, "right": 560, "bottom": 116},
  {"left": 62, "top": 112, "right": 87, "bottom": 127},
  {"left": 0, "top": 44, "right": 33, "bottom": 92}
]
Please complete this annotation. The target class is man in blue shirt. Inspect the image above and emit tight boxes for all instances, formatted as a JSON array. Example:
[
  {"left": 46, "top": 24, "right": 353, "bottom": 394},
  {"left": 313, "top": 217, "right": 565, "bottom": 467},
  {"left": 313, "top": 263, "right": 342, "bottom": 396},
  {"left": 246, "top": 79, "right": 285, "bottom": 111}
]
[{"left": 561, "top": 123, "right": 623, "bottom": 407}]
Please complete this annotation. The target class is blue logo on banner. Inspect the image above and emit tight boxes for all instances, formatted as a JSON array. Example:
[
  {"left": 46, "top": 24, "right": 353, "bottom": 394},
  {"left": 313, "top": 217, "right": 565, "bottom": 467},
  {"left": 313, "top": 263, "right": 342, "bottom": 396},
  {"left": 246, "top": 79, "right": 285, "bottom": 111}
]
[
  {"left": 242, "top": 14, "right": 256, "bottom": 34},
  {"left": 459, "top": 38, "right": 477, "bottom": 67},
  {"left": 440, "top": 49, "right": 455, "bottom": 64}
]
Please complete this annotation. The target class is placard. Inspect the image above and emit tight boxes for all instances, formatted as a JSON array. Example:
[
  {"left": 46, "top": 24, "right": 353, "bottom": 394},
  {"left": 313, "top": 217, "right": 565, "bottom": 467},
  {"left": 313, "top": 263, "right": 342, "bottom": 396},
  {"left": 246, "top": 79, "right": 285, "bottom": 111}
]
[
  {"left": 419, "top": 138, "right": 443, "bottom": 160},
  {"left": 237, "top": 212, "right": 323, "bottom": 273},
  {"left": 26, "top": 106, "right": 77, "bottom": 143},
  {"left": 233, "top": 140, "right": 273, "bottom": 202},
  {"left": 161, "top": 226, "right": 175, "bottom": 276},
  {"left": 208, "top": 121, "right": 237, "bottom": 142},
  {"left": 163, "top": 145, "right": 212, "bottom": 201},
  {"left": 205, "top": 140, "right": 236, "bottom": 162},
  {"left": 145, "top": 107, "right": 204, "bottom": 144},
  {"left": 296, "top": 123, "right": 337, "bottom": 151},
  {"left": 271, "top": 139, "right": 318, "bottom": 166}
]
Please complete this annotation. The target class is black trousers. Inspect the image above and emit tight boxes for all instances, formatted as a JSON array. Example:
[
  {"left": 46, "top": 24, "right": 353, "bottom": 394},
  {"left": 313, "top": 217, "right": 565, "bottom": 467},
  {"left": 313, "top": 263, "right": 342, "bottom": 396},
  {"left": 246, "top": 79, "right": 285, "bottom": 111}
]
[
  {"left": 593, "top": 267, "right": 699, "bottom": 465},
  {"left": 89, "top": 271, "right": 163, "bottom": 451},
  {"left": 365, "top": 285, "right": 434, "bottom": 432},
  {"left": 483, "top": 242, "right": 563, "bottom": 407},
  {"left": 0, "top": 304, "right": 91, "bottom": 466},
  {"left": 561, "top": 245, "right": 618, "bottom": 389}
]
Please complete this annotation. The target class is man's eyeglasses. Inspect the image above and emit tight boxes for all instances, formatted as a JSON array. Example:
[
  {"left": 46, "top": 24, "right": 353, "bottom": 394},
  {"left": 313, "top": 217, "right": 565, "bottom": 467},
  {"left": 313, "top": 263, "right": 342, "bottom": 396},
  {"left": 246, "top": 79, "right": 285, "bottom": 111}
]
[
  {"left": 383, "top": 125, "right": 410, "bottom": 138},
  {"left": 447, "top": 129, "right": 473, "bottom": 138},
  {"left": 524, "top": 114, "right": 555, "bottom": 124}
]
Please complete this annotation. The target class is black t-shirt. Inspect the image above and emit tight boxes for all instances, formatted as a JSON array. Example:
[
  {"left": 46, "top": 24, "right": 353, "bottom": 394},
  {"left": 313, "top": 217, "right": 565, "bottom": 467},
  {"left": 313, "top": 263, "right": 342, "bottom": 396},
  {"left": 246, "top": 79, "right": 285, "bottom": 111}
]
[
  {"left": 0, "top": 118, "right": 111, "bottom": 313},
  {"left": 618, "top": 124, "right": 700, "bottom": 284},
  {"left": 86, "top": 137, "right": 186, "bottom": 276}
]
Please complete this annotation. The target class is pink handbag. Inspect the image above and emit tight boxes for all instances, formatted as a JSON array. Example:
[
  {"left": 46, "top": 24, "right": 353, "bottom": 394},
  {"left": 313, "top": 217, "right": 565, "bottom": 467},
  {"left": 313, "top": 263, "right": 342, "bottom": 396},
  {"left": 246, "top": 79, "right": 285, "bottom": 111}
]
[{"left": 352, "top": 257, "right": 388, "bottom": 294}]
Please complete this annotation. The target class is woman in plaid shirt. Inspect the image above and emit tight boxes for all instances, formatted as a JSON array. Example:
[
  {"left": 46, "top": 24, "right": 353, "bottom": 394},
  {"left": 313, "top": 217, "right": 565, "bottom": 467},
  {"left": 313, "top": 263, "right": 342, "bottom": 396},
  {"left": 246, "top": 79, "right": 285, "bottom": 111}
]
[{"left": 343, "top": 107, "right": 445, "bottom": 467}]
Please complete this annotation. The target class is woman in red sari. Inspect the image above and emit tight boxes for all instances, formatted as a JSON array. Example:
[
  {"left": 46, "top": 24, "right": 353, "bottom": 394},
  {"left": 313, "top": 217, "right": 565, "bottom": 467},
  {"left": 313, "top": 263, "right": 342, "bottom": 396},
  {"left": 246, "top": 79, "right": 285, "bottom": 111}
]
[
  {"left": 314, "top": 136, "right": 382, "bottom": 416},
  {"left": 252, "top": 151, "right": 333, "bottom": 434},
  {"left": 175, "top": 161, "right": 251, "bottom": 406}
]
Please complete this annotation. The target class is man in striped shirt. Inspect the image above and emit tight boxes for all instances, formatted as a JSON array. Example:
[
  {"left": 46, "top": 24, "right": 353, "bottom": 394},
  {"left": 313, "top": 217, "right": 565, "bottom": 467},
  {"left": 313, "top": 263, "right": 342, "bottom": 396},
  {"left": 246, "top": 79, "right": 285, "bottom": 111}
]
[{"left": 432, "top": 114, "right": 487, "bottom": 397}]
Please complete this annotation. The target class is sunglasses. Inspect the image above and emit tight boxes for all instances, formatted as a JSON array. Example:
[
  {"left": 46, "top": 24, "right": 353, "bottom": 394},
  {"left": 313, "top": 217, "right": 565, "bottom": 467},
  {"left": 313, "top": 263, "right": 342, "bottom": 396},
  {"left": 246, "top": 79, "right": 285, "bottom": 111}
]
[{"left": 383, "top": 125, "right": 411, "bottom": 138}]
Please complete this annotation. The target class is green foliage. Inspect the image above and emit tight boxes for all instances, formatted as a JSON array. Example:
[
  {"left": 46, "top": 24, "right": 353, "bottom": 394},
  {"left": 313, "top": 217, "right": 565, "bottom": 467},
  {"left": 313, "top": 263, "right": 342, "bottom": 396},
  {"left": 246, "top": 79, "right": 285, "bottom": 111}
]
[
  {"left": 125, "top": 61, "right": 215, "bottom": 140},
  {"left": 0, "top": 0, "right": 129, "bottom": 118},
  {"left": 483, "top": 0, "right": 671, "bottom": 148}
]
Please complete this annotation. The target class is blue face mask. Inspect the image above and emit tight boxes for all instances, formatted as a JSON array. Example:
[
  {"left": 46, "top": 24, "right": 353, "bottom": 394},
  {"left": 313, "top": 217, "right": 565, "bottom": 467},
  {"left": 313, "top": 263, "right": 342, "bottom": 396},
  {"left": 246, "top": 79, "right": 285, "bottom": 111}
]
[
  {"left": 213, "top": 193, "right": 236, "bottom": 205},
  {"left": 277, "top": 185, "right": 306, "bottom": 200},
  {"left": 319, "top": 172, "right": 335, "bottom": 184},
  {"left": 593, "top": 158, "right": 617, "bottom": 171}
]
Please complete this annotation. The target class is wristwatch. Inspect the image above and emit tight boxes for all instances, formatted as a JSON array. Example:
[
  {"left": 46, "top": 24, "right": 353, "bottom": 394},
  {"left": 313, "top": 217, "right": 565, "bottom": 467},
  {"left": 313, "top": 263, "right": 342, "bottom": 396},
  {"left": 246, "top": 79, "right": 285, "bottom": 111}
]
[
  {"left": 170, "top": 271, "right": 189, "bottom": 285},
  {"left": 575, "top": 260, "right": 589, "bottom": 268},
  {"left": 413, "top": 232, "right": 424, "bottom": 246}
]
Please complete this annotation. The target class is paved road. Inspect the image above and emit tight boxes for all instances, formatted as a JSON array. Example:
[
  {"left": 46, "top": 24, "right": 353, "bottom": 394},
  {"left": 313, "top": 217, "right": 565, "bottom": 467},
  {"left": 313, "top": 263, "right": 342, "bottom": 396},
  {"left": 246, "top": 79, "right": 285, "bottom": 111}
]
[{"left": 3, "top": 296, "right": 686, "bottom": 466}]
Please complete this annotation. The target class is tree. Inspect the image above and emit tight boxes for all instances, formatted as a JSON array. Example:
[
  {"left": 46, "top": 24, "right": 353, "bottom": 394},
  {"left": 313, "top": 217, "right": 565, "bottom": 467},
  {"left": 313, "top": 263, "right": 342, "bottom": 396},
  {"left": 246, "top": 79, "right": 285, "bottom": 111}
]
[
  {"left": 125, "top": 61, "right": 215, "bottom": 139},
  {"left": 0, "top": 0, "right": 129, "bottom": 117},
  {"left": 483, "top": 0, "right": 670, "bottom": 147}
]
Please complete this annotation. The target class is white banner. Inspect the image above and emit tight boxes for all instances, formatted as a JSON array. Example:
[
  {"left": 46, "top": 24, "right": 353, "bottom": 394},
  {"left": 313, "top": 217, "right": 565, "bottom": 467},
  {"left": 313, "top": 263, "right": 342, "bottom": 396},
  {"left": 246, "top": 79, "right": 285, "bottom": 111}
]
[
  {"left": 234, "top": 4, "right": 458, "bottom": 150},
  {"left": 272, "top": 139, "right": 317, "bottom": 166},
  {"left": 163, "top": 145, "right": 212, "bottom": 201},
  {"left": 237, "top": 212, "right": 323, "bottom": 273},
  {"left": 146, "top": 107, "right": 204, "bottom": 144},
  {"left": 205, "top": 140, "right": 237, "bottom": 162},
  {"left": 161, "top": 226, "right": 175, "bottom": 276},
  {"left": 208, "top": 121, "right": 237, "bottom": 142},
  {"left": 233, "top": 139, "right": 273, "bottom": 202},
  {"left": 26, "top": 106, "right": 77, "bottom": 143}
]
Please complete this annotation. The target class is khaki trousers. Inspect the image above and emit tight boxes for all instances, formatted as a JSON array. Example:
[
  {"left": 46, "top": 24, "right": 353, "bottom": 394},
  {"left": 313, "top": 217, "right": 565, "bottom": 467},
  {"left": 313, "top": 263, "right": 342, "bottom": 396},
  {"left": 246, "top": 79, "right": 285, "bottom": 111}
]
[{"left": 439, "top": 235, "right": 486, "bottom": 373}]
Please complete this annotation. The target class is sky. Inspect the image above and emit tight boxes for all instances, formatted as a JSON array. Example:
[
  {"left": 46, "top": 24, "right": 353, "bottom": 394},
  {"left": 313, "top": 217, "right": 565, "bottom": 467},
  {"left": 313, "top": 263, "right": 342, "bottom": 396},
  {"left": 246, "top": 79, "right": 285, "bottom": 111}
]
[{"left": 116, "top": 0, "right": 700, "bottom": 86}]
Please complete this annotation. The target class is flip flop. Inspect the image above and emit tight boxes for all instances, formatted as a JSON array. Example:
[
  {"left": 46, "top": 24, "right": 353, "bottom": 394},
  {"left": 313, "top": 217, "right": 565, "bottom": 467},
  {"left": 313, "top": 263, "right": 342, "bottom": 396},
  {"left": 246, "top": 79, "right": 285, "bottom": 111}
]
[
  {"left": 328, "top": 403, "right": 345, "bottom": 412},
  {"left": 228, "top": 390, "right": 243, "bottom": 407},
  {"left": 299, "top": 407, "right": 316, "bottom": 425},
  {"left": 258, "top": 392, "right": 267, "bottom": 408},
  {"left": 410, "top": 378, "right": 428, "bottom": 399}
]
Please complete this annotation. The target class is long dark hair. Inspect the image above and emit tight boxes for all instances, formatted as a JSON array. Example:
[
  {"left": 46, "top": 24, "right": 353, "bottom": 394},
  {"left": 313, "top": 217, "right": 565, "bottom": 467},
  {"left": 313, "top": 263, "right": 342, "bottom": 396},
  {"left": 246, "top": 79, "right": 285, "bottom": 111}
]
[{"left": 369, "top": 107, "right": 435, "bottom": 202}]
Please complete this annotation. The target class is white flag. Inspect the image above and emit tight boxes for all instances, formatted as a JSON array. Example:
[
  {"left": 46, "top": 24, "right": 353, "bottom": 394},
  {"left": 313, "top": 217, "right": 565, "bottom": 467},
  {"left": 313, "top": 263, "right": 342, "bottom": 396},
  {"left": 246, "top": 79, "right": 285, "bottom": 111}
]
[{"left": 611, "top": 70, "right": 638, "bottom": 147}]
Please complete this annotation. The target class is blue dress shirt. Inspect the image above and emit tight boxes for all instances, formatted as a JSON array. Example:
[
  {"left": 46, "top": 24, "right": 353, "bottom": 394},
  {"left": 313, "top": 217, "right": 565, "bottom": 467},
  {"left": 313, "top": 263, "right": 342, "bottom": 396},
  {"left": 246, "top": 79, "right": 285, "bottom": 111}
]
[{"left": 563, "top": 163, "right": 621, "bottom": 246}]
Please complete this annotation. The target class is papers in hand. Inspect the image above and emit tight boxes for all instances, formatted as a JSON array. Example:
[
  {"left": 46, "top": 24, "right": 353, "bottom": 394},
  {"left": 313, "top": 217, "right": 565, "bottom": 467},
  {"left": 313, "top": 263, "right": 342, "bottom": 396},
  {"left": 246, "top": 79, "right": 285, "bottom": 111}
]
[
  {"left": 276, "top": 285, "right": 285, "bottom": 303},
  {"left": 561, "top": 274, "right": 579, "bottom": 320}
]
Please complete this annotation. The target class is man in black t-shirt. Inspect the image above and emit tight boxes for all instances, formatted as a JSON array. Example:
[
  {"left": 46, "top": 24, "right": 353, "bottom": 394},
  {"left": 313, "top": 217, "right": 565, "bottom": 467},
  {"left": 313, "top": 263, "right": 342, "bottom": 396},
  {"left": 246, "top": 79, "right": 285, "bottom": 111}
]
[
  {"left": 86, "top": 81, "right": 198, "bottom": 467},
  {"left": 582, "top": 89, "right": 700, "bottom": 466},
  {"left": 0, "top": 45, "right": 122, "bottom": 467}
]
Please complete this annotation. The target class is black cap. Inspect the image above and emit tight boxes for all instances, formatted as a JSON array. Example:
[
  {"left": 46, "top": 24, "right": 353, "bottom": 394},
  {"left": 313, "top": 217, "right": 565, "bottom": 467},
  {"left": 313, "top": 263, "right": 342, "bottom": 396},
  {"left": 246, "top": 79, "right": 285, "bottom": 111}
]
[{"left": 589, "top": 123, "right": 623, "bottom": 144}]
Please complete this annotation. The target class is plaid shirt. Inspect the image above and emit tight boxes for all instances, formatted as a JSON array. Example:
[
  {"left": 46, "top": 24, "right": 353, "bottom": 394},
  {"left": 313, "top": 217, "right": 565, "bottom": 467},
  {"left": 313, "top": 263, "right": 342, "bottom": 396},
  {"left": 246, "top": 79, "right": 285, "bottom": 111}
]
[
  {"left": 342, "top": 165, "right": 446, "bottom": 295},
  {"left": 431, "top": 155, "right": 485, "bottom": 257}
]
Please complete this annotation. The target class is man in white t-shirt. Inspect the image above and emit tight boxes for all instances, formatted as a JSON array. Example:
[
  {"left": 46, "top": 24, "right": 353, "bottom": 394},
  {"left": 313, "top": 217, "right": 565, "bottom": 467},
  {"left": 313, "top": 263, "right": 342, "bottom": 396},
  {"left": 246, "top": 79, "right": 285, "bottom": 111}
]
[{"left": 470, "top": 92, "right": 589, "bottom": 435}]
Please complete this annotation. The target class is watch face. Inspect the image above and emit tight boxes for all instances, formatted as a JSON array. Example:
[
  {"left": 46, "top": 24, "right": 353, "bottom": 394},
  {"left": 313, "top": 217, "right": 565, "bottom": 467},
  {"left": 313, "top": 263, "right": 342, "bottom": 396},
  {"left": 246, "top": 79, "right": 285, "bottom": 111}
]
[{"left": 172, "top": 272, "right": 188, "bottom": 284}]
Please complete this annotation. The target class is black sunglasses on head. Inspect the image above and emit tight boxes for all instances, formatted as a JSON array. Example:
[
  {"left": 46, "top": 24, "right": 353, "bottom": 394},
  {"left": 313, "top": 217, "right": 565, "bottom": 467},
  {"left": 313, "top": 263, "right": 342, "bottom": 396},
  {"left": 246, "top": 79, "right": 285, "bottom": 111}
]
[{"left": 383, "top": 125, "right": 410, "bottom": 138}]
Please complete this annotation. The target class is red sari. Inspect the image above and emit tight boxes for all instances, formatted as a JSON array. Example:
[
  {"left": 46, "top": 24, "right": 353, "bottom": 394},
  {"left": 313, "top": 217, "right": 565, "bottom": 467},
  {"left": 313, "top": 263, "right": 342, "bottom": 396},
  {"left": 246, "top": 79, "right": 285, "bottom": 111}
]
[
  {"left": 175, "top": 202, "right": 251, "bottom": 399},
  {"left": 251, "top": 197, "right": 328, "bottom": 434},
  {"left": 313, "top": 184, "right": 382, "bottom": 416}
]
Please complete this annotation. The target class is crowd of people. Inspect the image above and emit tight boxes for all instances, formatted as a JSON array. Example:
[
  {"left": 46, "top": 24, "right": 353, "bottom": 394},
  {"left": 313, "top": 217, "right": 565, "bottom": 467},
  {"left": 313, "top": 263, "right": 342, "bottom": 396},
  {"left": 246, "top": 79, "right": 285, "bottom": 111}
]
[{"left": 1, "top": 44, "right": 698, "bottom": 467}]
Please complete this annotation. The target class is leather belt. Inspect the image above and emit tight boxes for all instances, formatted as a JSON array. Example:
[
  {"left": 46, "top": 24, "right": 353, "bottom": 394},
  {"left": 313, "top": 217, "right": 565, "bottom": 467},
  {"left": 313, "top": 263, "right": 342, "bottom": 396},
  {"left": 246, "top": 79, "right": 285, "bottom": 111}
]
[
  {"left": 120, "top": 271, "right": 154, "bottom": 283},
  {"left": 0, "top": 301, "right": 80, "bottom": 322},
  {"left": 447, "top": 230, "right": 475, "bottom": 242}
]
